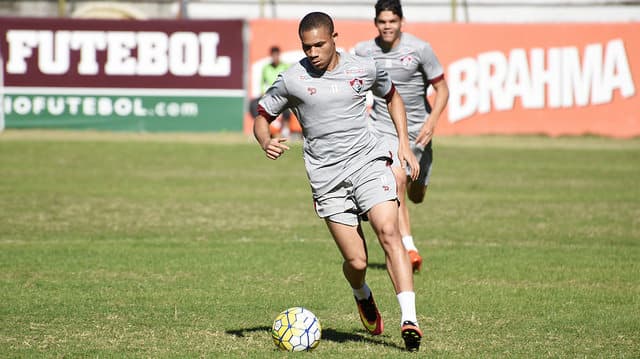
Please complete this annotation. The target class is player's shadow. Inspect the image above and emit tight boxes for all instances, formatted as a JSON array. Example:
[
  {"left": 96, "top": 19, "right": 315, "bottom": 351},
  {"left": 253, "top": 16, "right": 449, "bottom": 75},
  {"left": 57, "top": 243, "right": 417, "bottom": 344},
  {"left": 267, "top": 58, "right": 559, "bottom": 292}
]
[
  {"left": 367, "top": 262, "right": 387, "bottom": 270},
  {"left": 226, "top": 326, "right": 403, "bottom": 350}
]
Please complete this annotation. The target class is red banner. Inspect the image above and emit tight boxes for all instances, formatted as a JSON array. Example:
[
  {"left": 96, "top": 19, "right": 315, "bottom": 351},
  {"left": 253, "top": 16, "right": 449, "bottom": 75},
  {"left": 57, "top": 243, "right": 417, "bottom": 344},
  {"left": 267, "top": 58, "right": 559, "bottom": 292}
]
[
  {"left": 1, "top": 17, "right": 244, "bottom": 89},
  {"left": 1, "top": 17, "right": 245, "bottom": 132},
  {"left": 247, "top": 20, "right": 639, "bottom": 138}
]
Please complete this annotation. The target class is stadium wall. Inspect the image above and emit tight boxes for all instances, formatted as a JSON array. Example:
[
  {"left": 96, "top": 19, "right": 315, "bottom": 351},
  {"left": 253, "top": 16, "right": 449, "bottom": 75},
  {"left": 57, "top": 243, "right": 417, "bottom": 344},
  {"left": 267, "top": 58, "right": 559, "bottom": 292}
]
[
  {"left": 2, "top": 1, "right": 640, "bottom": 23},
  {"left": 0, "top": 16, "right": 638, "bottom": 137}
]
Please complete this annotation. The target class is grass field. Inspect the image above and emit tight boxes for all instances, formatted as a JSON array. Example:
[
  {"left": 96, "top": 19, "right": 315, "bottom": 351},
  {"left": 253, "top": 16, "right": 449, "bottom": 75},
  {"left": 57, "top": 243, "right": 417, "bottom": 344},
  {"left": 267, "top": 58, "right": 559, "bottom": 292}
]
[{"left": 0, "top": 130, "right": 638, "bottom": 357}]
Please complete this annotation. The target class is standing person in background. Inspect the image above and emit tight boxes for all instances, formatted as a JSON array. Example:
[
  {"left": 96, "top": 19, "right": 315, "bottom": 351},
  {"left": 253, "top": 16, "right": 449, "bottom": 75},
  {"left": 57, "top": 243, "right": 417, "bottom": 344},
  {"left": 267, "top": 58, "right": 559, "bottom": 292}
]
[
  {"left": 249, "top": 46, "right": 293, "bottom": 137},
  {"left": 254, "top": 11, "right": 424, "bottom": 352},
  {"left": 355, "top": 0, "right": 450, "bottom": 272}
]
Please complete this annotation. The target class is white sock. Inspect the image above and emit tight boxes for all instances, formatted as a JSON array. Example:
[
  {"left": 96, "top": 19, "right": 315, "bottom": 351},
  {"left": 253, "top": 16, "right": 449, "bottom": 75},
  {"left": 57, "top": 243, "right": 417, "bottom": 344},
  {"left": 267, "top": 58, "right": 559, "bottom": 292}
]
[
  {"left": 402, "top": 235, "right": 418, "bottom": 252},
  {"left": 353, "top": 283, "right": 372, "bottom": 300},
  {"left": 397, "top": 291, "right": 418, "bottom": 325}
]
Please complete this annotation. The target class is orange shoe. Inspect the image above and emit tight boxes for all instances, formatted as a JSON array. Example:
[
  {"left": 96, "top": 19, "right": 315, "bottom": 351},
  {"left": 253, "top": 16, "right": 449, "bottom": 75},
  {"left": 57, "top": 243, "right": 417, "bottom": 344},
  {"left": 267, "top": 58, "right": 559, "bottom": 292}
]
[
  {"left": 401, "top": 320, "right": 423, "bottom": 352},
  {"left": 408, "top": 250, "right": 423, "bottom": 272},
  {"left": 354, "top": 293, "right": 384, "bottom": 335}
]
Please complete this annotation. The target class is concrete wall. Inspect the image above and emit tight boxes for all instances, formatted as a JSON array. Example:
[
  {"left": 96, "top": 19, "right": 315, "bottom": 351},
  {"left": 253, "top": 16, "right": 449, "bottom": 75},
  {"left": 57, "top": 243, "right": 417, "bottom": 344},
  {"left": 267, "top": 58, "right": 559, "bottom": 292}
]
[
  {"left": 0, "top": 0, "right": 639, "bottom": 23},
  {"left": 185, "top": 0, "right": 640, "bottom": 23}
]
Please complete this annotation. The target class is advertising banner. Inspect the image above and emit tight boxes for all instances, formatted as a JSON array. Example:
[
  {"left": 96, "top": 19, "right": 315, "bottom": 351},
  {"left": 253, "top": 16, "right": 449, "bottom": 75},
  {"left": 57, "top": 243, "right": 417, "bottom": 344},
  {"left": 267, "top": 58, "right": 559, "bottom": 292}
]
[
  {"left": 247, "top": 19, "right": 639, "bottom": 138},
  {"left": 1, "top": 17, "right": 245, "bottom": 132}
]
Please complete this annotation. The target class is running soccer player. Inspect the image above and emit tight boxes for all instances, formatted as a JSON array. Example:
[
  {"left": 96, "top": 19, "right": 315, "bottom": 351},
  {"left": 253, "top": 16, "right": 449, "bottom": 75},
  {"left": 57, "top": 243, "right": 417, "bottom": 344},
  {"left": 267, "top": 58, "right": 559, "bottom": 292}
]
[
  {"left": 253, "top": 11, "right": 423, "bottom": 352},
  {"left": 355, "top": 0, "right": 450, "bottom": 272}
]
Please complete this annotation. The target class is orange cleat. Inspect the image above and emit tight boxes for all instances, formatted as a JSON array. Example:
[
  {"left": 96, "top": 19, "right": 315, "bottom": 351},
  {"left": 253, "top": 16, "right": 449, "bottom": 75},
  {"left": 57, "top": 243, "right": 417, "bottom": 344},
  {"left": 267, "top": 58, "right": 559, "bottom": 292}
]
[
  {"left": 408, "top": 250, "right": 423, "bottom": 272},
  {"left": 354, "top": 293, "right": 384, "bottom": 335},
  {"left": 401, "top": 320, "right": 423, "bottom": 352}
]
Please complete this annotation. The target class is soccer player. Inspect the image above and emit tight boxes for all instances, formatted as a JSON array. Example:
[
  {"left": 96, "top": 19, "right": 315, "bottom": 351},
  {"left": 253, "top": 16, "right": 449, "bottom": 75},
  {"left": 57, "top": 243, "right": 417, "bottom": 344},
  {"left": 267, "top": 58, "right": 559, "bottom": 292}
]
[
  {"left": 354, "top": 0, "right": 450, "bottom": 272},
  {"left": 253, "top": 12, "right": 423, "bottom": 352},
  {"left": 249, "top": 46, "right": 293, "bottom": 137}
]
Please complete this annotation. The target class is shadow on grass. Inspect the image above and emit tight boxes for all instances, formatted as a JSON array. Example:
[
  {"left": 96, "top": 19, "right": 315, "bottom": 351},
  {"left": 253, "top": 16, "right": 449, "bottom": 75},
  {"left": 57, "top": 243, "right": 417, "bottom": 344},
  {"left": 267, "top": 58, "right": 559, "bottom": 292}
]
[
  {"left": 367, "top": 262, "right": 387, "bottom": 270},
  {"left": 226, "top": 326, "right": 403, "bottom": 350}
]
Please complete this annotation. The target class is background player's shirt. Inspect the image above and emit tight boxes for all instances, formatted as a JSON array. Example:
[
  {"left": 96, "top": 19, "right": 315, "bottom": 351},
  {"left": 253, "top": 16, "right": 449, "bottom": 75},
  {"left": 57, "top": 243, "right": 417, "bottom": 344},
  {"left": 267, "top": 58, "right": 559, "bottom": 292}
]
[
  {"left": 354, "top": 33, "right": 444, "bottom": 140},
  {"left": 259, "top": 52, "right": 394, "bottom": 197},
  {"left": 261, "top": 62, "right": 290, "bottom": 94}
]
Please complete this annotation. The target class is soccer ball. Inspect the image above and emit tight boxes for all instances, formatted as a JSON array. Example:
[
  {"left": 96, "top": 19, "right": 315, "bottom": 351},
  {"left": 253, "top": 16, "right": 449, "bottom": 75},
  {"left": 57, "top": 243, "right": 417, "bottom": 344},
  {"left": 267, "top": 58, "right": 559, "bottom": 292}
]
[{"left": 271, "top": 307, "right": 321, "bottom": 351}]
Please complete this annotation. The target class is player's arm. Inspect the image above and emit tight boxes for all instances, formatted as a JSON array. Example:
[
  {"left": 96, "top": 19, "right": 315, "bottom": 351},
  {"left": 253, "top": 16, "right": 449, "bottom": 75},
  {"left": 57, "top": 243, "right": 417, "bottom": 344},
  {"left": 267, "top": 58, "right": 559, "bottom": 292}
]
[
  {"left": 253, "top": 74, "right": 291, "bottom": 160},
  {"left": 386, "top": 86, "right": 420, "bottom": 181},
  {"left": 253, "top": 106, "right": 289, "bottom": 160},
  {"left": 416, "top": 76, "right": 449, "bottom": 146}
]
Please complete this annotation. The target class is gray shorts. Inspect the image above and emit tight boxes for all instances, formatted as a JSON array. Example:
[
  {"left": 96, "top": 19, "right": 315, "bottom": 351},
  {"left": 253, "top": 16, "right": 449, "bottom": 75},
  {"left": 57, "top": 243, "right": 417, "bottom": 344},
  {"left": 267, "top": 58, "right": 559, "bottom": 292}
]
[
  {"left": 313, "top": 159, "right": 398, "bottom": 226},
  {"left": 383, "top": 135, "right": 433, "bottom": 186}
]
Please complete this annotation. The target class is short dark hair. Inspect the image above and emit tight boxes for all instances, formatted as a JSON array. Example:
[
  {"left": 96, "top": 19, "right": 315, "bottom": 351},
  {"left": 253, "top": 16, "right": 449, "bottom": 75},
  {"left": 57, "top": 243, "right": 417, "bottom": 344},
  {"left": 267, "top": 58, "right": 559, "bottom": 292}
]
[
  {"left": 269, "top": 46, "right": 281, "bottom": 54},
  {"left": 375, "top": 0, "right": 403, "bottom": 19},
  {"left": 298, "top": 12, "right": 334, "bottom": 38}
]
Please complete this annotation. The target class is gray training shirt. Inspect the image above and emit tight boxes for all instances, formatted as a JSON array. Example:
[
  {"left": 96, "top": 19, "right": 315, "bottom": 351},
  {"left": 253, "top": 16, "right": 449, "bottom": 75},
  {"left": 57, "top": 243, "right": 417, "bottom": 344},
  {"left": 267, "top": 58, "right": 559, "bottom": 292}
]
[
  {"left": 354, "top": 33, "right": 444, "bottom": 140},
  {"left": 258, "top": 52, "right": 396, "bottom": 197}
]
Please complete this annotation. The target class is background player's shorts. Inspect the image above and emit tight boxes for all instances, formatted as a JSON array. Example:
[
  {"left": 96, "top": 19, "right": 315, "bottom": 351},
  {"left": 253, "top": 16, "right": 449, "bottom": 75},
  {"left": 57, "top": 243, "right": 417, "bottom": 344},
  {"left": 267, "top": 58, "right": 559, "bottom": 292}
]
[
  {"left": 313, "top": 159, "right": 397, "bottom": 226},
  {"left": 382, "top": 134, "right": 433, "bottom": 186}
]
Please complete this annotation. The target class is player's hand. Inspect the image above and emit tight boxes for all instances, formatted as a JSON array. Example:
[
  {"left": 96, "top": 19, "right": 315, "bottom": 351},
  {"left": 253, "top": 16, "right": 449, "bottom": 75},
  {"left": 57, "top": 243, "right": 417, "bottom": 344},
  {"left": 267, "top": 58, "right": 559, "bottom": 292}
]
[
  {"left": 398, "top": 143, "right": 420, "bottom": 181},
  {"left": 415, "top": 120, "right": 436, "bottom": 147},
  {"left": 262, "top": 137, "right": 290, "bottom": 160}
]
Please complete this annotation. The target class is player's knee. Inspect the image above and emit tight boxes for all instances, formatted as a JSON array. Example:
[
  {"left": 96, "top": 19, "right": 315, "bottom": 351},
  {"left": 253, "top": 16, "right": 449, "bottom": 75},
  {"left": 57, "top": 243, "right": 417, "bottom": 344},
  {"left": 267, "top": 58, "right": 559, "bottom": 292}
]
[
  {"left": 344, "top": 257, "right": 367, "bottom": 272},
  {"left": 376, "top": 222, "right": 400, "bottom": 246}
]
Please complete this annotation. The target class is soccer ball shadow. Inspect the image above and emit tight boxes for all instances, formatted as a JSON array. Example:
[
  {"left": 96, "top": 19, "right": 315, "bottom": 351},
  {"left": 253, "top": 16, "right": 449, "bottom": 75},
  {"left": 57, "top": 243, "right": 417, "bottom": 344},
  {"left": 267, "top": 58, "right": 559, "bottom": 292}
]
[{"left": 225, "top": 325, "right": 404, "bottom": 351}]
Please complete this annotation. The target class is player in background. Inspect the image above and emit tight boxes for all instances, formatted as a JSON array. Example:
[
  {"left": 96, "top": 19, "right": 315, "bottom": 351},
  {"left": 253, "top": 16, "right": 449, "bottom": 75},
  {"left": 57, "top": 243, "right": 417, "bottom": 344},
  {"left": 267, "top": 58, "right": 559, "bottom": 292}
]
[
  {"left": 254, "top": 12, "right": 423, "bottom": 352},
  {"left": 354, "top": 0, "right": 450, "bottom": 272},
  {"left": 249, "top": 46, "right": 293, "bottom": 137}
]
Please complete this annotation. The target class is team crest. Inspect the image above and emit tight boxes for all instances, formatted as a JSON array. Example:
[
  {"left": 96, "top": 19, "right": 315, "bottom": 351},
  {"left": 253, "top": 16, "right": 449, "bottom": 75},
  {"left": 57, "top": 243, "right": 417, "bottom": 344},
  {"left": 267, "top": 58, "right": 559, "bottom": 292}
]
[
  {"left": 400, "top": 55, "right": 415, "bottom": 67},
  {"left": 349, "top": 78, "right": 364, "bottom": 93}
]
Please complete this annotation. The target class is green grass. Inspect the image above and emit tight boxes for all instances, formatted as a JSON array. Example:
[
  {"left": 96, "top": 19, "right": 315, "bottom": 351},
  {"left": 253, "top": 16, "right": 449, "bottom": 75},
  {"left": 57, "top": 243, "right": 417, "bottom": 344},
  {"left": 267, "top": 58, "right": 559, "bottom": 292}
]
[{"left": 0, "top": 131, "right": 639, "bottom": 357}]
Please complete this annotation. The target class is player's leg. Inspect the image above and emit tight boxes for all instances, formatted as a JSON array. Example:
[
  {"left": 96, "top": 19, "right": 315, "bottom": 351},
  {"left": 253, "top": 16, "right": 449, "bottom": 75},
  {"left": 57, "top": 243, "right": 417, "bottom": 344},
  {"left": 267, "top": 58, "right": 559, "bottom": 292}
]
[
  {"left": 366, "top": 200, "right": 413, "bottom": 293},
  {"left": 367, "top": 200, "right": 422, "bottom": 351},
  {"left": 314, "top": 181, "right": 383, "bottom": 335},
  {"left": 356, "top": 159, "right": 422, "bottom": 350},
  {"left": 392, "top": 165, "right": 421, "bottom": 271},
  {"left": 325, "top": 220, "right": 368, "bottom": 289},
  {"left": 352, "top": 159, "right": 412, "bottom": 289},
  {"left": 325, "top": 219, "right": 384, "bottom": 335},
  {"left": 402, "top": 174, "right": 423, "bottom": 272},
  {"left": 407, "top": 141, "right": 433, "bottom": 204},
  {"left": 393, "top": 166, "right": 411, "bottom": 238},
  {"left": 385, "top": 136, "right": 422, "bottom": 271},
  {"left": 403, "top": 141, "right": 435, "bottom": 271}
]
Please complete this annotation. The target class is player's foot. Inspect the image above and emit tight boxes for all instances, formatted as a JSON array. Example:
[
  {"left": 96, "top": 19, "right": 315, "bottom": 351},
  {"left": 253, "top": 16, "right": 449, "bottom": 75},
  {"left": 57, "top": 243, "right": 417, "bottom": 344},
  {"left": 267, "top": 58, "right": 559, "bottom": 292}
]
[
  {"left": 408, "top": 250, "right": 423, "bottom": 272},
  {"left": 401, "top": 320, "right": 423, "bottom": 352},
  {"left": 354, "top": 293, "right": 383, "bottom": 335}
]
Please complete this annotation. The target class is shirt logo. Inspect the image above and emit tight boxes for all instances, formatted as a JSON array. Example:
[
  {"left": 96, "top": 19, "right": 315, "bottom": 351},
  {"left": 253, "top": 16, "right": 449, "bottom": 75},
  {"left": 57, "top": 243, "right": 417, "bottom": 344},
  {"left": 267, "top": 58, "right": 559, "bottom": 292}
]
[
  {"left": 400, "top": 55, "right": 415, "bottom": 67},
  {"left": 307, "top": 87, "right": 317, "bottom": 95},
  {"left": 349, "top": 78, "right": 364, "bottom": 94},
  {"left": 345, "top": 66, "right": 366, "bottom": 74}
]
